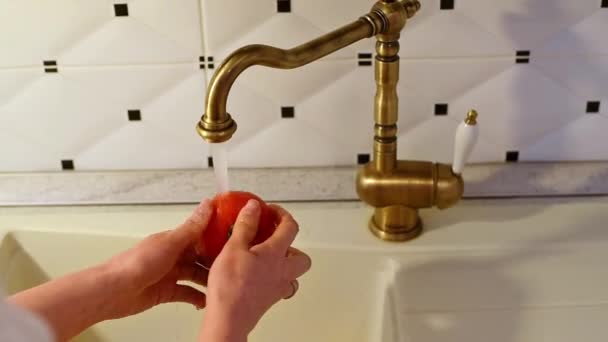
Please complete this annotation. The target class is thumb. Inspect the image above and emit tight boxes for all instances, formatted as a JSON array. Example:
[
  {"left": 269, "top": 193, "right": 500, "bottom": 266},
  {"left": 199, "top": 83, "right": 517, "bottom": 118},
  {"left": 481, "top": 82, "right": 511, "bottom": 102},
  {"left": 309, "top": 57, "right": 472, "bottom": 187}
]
[
  {"left": 165, "top": 284, "right": 207, "bottom": 309},
  {"left": 171, "top": 199, "right": 213, "bottom": 248}
]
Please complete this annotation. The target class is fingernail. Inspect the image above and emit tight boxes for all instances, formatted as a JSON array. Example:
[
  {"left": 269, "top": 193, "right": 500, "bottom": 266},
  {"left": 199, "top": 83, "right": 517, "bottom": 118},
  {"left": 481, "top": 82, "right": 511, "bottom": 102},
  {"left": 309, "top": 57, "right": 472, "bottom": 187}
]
[{"left": 242, "top": 199, "right": 260, "bottom": 215}]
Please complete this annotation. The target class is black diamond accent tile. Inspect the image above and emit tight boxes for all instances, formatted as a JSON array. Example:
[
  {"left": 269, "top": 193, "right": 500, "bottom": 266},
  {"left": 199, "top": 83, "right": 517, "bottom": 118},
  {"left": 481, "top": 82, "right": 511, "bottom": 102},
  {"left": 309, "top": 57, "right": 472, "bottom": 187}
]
[
  {"left": 516, "top": 50, "right": 531, "bottom": 57},
  {"left": 200, "top": 56, "right": 215, "bottom": 69},
  {"left": 277, "top": 0, "right": 291, "bottom": 13},
  {"left": 281, "top": 106, "right": 295, "bottom": 118},
  {"left": 358, "top": 154, "right": 371, "bottom": 165},
  {"left": 586, "top": 101, "right": 601, "bottom": 113},
  {"left": 208, "top": 157, "right": 214, "bottom": 168},
  {"left": 602, "top": 0, "right": 608, "bottom": 8},
  {"left": 114, "top": 3, "right": 129, "bottom": 17},
  {"left": 440, "top": 0, "right": 455, "bottom": 10},
  {"left": 358, "top": 53, "right": 373, "bottom": 59},
  {"left": 506, "top": 151, "right": 519, "bottom": 163},
  {"left": 516, "top": 58, "right": 530, "bottom": 64},
  {"left": 43, "top": 60, "right": 58, "bottom": 73},
  {"left": 435, "top": 103, "right": 449, "bottom": 116},
  {"left": 358, "top": 61, "right": 373, "bottom": 67},
  {"left": 128, "top": 110, "right": 142, "bottom": 121},
  {"left": 61, "top": 160, "right": 75, "bottom": 170}
]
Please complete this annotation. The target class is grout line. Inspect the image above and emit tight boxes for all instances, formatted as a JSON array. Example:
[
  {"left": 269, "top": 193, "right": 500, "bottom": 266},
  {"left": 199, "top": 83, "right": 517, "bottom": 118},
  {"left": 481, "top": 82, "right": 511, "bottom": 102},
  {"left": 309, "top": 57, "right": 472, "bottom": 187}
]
[
  {"left": 198, "top": 0, "right": 214, "bottom": 85},
  {"left": 199, "top": 0, "right": 210, "bottom": 57},
  {"left": 1, "top": 53, "right": 606, "bottom": 72}
]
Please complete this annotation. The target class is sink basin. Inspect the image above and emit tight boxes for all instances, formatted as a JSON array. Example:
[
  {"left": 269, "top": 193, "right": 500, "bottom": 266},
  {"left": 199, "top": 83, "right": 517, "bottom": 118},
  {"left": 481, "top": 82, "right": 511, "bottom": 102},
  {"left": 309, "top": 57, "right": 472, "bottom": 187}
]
[
  {"left": 1, "top": 198, "right": 608, "bottom": 341},
  {"left": 0, "top": 230, "right": 393, "bottom": 342}
]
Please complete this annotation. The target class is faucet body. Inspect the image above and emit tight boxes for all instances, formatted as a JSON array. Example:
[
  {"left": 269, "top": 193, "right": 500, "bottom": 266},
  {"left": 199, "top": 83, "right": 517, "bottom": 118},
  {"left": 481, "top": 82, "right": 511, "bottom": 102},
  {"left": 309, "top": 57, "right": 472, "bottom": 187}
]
[{"left": 197, "top": 0, "right": 466, "bottom": 242}]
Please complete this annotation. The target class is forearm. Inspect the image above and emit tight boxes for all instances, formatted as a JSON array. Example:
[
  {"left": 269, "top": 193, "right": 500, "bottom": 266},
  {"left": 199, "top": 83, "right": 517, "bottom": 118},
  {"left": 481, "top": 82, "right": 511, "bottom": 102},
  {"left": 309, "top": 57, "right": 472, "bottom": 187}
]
[{"left": 8, "top": 264, "right": 117, "bottom": 342}]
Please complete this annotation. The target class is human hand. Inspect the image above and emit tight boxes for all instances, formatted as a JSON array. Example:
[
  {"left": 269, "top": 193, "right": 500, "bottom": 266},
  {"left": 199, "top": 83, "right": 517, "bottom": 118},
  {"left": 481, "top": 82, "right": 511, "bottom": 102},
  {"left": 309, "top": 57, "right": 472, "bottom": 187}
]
[
  {"left": 9, "top": 200, "right": 214, "bottom": 342},
  {"left": 101, "top": 199, "right": 213, "bottom": 319},
  {"left": 200, "top": 200, "right": 312, "bottom": 341}
]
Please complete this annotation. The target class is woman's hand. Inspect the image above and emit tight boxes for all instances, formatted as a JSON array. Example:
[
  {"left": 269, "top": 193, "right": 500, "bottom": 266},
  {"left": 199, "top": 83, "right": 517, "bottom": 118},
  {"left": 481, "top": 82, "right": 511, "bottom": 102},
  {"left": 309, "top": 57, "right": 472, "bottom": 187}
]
[
  {"left": 10, "top": 200, "right": 213, "bottom": 341},
  {"left": 200, "top": 200, "right": 312, "bottom": 342},
  {"left": 102, "top": 199, "right": 213, "bottom": 318}
]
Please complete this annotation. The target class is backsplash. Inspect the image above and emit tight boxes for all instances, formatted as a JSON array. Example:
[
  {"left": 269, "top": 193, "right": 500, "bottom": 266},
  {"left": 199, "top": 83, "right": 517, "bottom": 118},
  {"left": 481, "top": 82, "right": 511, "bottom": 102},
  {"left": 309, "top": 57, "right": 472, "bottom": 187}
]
[{"left": 0, "top": 0, "right": 606, "bottom": 172}]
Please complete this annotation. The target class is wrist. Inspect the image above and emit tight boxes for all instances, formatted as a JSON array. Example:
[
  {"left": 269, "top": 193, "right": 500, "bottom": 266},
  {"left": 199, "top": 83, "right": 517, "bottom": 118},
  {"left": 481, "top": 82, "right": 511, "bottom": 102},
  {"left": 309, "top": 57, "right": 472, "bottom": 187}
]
[{"left": 201, "top": 305, "right": 249, "bottom": 342}]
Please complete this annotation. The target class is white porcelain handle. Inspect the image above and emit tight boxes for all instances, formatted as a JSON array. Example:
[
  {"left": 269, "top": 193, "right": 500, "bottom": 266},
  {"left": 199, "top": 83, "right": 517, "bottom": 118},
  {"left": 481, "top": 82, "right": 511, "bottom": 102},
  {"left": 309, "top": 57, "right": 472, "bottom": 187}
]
[{"left": 452, "top": 110, "right": 479, "bottom": 175}]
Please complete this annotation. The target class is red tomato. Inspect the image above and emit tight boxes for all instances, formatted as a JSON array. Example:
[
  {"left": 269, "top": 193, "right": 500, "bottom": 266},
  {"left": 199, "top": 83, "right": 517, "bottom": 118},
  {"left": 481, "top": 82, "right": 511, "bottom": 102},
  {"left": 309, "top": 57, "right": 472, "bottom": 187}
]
[{"left": 198, "top": 191, "right": 279, "bottom": 267}]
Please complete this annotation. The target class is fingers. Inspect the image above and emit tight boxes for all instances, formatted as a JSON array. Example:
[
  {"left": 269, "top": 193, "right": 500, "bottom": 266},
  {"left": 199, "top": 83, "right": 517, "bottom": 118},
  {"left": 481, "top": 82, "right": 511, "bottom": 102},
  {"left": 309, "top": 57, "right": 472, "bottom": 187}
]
[
  {"left": 282, "top": 280, "right": 299, "bottom": 300},
  {"left": 284, "top": 249, "right": 312, "bottom": 280},
  {"left": 229, "top": 199, "right": 261, "bottom": 247},
  {"left": 176, "top": 263, "right": 209, "bottom": 287},
  {"left": 167, "top": 284, "right": 207, "bottom": 309},
  {"left": 261, "top": 205, "right": 299, "bottom": 253},
  {"left": 172, "top": 199, "right": 213, "bottom": 247}
]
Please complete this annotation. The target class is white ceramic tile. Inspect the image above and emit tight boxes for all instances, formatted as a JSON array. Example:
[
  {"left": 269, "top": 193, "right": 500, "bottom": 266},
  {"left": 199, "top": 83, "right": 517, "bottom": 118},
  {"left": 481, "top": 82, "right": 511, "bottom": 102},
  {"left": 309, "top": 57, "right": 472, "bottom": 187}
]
[
  {"left": 400, "top": 10, "right": 512, "bottom": 58},
  {"left": 222, "top": 81, "right": 281, "bottom": 149},
  {"left": 0, "top": 69, "right": 41, "bottom": 107},
  {"left": 0, "top": 72, "right": 125, "bottom": 160},
  {"left": 76, "top": 65, "right": 209, "bottom": 170},
  {"left": 201, "top": 0, "right": 373, "bottom": 63},
  {"left": 399, "top": 57, "right": 513, "bottom": 113},
  {"left": 0, "top": 130, "right": 59, "bottom": 172},
  {"left": 201, "top": 0, "right": 276, "bottom": 61},
  {"left": 60, "top": 2, "right": 202, "bottom": 66},
  {"left": 0, "top": 64, "right": 203, "bottom": 170},
  {"left": 458, "top": 0, "right": 599, "bottom": 52},
  {"left": 297, "top": 65, "right": 375, "bottom": 153},
  {"left": 60, "top": 64, "right": 197, "bottom": 110},
  {"left": 532, "top": 55, "right": 608, "bottom": 99},
  {"left": 397, "top": 117, "right": 502, "bottom": 164},
  {"left": 521, "top": 115, "right": 608, "bottom": 162},
  {"left": 0, "top": 1, "right": 109, "bottom": 67},
  {"left": 293, "top": 0, "right": 375, "bottom": 55},
  {"left": 228, "top": 119, "right": 356, "bottom": 168},
  {"left": 451, "top": 64, "right": 586, "bottom": 151},
  {"left": 537, "top": 9, "right": 608, "bottom": 56},
  {"left": 76, "top": 66, "right": 208, "bottom": 170},
  {"left": 237, "top": 60, "right": 358, "bottom": 106},
  {"left": 0, "top": 0, "right": 202, "bottom": 67},
  {"left": 210, "top": 59, "right": 359, "bottom": 151},
  {"left": 76, "top": 121, "right": 209, "bottom": 170},
  {"left": 129, "top": 0, "right": 203, "bottom": 56},
  {"left": 142, "top": 68, "right": 209, "bottom": 166}
]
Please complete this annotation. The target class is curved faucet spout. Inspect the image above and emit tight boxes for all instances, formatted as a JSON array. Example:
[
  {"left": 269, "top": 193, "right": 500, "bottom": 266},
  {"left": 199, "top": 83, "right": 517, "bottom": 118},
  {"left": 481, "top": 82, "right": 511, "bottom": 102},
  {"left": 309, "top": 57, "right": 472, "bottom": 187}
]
[{"left": 197, "top": 17, "right": 378, "bottom": 143}]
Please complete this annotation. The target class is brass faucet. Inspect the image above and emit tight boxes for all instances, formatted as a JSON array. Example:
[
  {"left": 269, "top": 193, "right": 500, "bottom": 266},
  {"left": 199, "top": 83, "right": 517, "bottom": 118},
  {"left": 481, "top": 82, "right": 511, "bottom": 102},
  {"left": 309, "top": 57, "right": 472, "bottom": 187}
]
[{"left": 197, "top": 0, "right": 479, "bottom": 242}]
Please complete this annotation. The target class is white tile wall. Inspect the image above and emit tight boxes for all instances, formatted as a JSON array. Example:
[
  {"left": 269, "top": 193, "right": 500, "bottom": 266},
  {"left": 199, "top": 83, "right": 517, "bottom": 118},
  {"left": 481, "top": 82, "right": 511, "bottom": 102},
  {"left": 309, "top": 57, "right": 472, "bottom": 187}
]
[{"left": 0, "top": 0, "right": 607, "bottom": 171}]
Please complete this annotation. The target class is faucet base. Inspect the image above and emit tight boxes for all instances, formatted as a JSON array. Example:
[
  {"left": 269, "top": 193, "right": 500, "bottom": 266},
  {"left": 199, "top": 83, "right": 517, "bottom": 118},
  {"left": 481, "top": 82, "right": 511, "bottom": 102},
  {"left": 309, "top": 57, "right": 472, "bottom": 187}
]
[{"left": 368, "top": 206, "right": 423, "bottom": 242}]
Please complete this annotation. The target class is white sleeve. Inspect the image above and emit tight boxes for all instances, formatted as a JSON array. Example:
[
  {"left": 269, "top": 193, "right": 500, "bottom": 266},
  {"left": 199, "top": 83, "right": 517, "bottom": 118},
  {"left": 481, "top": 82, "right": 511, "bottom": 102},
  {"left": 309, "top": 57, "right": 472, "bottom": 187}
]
[{"left": 0, "top": 288, "right": 53, "bottom": 342}]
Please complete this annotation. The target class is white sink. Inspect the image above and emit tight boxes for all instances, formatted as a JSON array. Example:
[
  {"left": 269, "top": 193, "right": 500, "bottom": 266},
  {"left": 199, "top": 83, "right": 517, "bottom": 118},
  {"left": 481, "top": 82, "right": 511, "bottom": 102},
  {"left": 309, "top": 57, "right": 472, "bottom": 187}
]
[
  {"left": 0, "top": 230, "right": 394, "bottom": 342},
  {"left": 1, "top": 198, "right": 608, "bottom": 342}
]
